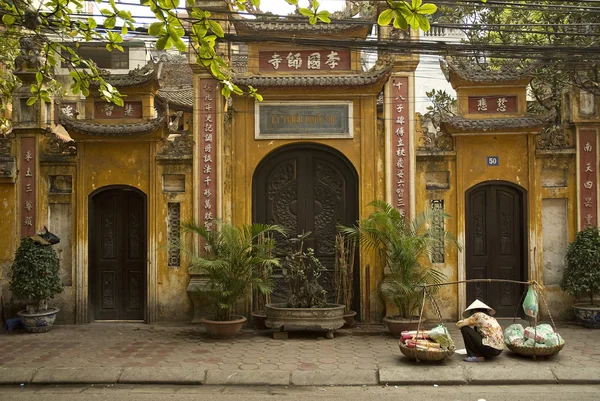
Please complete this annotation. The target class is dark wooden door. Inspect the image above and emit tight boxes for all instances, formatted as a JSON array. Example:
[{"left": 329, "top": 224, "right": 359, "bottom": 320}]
[
  {"left": 253, "top": 145, "right": 359, "bottom": 312},
  {"left": 465, "top": 183, "right": 526, "bottom": 317},
  {"left": 90, "top": 188, "right": 146, "bottom": 320}
]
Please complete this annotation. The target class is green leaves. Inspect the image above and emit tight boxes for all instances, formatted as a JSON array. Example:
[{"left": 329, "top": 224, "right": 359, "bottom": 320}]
[
  {"left": 298, "top": 0, "right": 330, "bottom": 25},
  {"left": 2, "top": 14, "right": 16, "bottom": 25},
  {"left": 377, "top": 0, "right": 437, "bottom": 31}
]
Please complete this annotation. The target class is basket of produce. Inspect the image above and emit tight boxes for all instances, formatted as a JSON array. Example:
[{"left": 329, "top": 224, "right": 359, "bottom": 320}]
[
  {"left": 504, "top": 323, "right": 565, "bottom": 358},
  {"left": 398, "top": 326, "right": 456, "bottom": 362}
]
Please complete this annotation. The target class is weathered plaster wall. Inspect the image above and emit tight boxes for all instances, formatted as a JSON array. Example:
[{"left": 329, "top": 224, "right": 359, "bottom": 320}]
[{"left": 0, "top": 179, "right": 18, "bottom": 317}]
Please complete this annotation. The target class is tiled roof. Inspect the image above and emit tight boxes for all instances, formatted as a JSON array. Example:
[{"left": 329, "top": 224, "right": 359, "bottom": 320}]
[
  {"left": 231, "top": 17, "right": 373, "bottom": 34},
  {"left": 157, "top": 87, "right": 193, "bottom": 108},
  {"left": 59, "top": 112, "right": 167, "bottom": 136},
  {"left": 441, "top": 58, "right": 536, "bottom": 84},
  {"left": 231, "top": 65, "right": 393, "bottom": 87},
  {"left": 441, "top": 114, "right": 552, "bottom": 132},
  {"left": 94, "top": 62, "right": 161, "bottom": 87}
]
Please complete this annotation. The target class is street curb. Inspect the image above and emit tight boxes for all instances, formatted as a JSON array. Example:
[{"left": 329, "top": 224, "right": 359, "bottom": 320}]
[
  {"left": 0, "top": 367, "right": 38, "bottom": 384},
  {"left": 205, "top": 370, "right": 291, "bottom": 385},
  {"left": 118, "top": 367, "right": 206, "bottom": 385},
  {"left": 464, "top": 365, "right": 557, "bottom": 385},
  {"left": 551, "top": 367, "right": 600, "bottom": 384},
  {"left": 31, "top": 367, "right": 123, "bottom": 384},
  {"left": 378, "top": 366, "right": 468, "bottom": 385},
  {"left": 291, "top": 370, "right": 378, "bottom": 386}
]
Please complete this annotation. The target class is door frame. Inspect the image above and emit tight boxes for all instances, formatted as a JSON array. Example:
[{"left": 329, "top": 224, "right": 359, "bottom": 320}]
[
  {"left": 460, "top": 180, "right": 528, "bottom": 316},
  {"left": 87, "top": 185, "right": 149, "bottom": 322},
  {"left": 251, "top": 143, "right": 361, "bottom": 315}
]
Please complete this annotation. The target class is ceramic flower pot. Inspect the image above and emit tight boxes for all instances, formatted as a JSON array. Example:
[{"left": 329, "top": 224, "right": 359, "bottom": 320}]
[
  {"left": 18, "top": 308, "right": 59, "bottom": 333},
  {"left": 383, "top": 315, "right": 427, "bottom": 337},
  {"left": 573, "top": 303, "right": 600, "bottom": 329}
]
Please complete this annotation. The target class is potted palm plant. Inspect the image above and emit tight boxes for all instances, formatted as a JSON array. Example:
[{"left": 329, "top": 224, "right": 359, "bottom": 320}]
[
  {"left": 182, "top": 220, "right": 285, "bottom": 339},
  {"left": 341, "top": 200, "right": 457, "bottom": 337},
  {"left": 561, "top": 226, "right": 600, "bottom": 328},
  {"left": 9, "top": 227, "right": 63, "bottom": 333}
]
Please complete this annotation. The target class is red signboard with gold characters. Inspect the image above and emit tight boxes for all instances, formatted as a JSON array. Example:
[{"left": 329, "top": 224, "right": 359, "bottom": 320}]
[
  {"left": 199, "top": 78, "right": 218, "bottom": 245},
  {"left": 390, "top": 76, "right": 410, "bottom": 218},
  {"left": 579, "top": 129, "right": 598, "bottom": 229},
  {"left": 20, "top": 137, "right": 36, "bottom": 237}
]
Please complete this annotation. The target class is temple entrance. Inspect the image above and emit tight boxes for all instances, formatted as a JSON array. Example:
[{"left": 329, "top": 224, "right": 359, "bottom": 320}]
[
  {"left": 89, "top": 186, "right": 147, "bottom": 321},
  {"left": 253, "top": 144, "right": 360, "bottom": 315},
  {"left": 465, "top": 181, "right": 527, "bottom": 317}
]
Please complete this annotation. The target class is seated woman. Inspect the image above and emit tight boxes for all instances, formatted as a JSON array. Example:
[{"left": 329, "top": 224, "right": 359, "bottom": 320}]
[{"left": 456, "top": 300, "right": 504, "bottom": 362}]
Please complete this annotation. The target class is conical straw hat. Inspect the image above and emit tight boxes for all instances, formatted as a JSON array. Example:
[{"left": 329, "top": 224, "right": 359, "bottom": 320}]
[{"left": 463, "top": 299, "right": 496, "bottom": 318}]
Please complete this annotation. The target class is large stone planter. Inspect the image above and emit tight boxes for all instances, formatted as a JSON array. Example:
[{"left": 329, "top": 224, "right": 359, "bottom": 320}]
[
  {"left": 265, "top": 303, "right": 345, "bottom": 339},
  {"left": 573, "top": 303, "right": 600, "bottom": 328},
  {"left": 18, "top": 308, "right": 59, "bottom": 333}
]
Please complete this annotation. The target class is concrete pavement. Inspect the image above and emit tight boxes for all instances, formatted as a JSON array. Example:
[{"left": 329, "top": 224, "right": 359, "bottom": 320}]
[{"left": 1, "top": 322, "right": 599, "bottom": 386}]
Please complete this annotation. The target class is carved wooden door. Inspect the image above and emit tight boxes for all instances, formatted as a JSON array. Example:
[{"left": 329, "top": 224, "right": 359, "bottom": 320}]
[
  {"left": 253, "top": 145, "right": 359, "bottom": 311},
  {"left": 90, "top": 188, "right": 146, "bottom": 320},
  {"left": 465, "top": 183, "right": 526, "bottom": 317}
]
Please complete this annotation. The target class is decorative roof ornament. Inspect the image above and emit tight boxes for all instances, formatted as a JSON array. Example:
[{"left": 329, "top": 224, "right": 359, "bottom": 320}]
[
  {"left": 0, "top": 133, "right": 14, "bottom": 156},
  {"left": 14, "top": 36, "right": 46, "bottom": 72},
  {"left": 417, "top": 111, "right": 453, "bottom": 152},
  {"left": 536, "top": 124, "right": 572, "bottom": 150},
  {"left": 157, "top": 87, "right": 193, "bottom": 108},
  {"left": 440, "top": 57, "right": 537, "bottom": 85},
  {"left": 441, "top": 113, "right": 553, "bottom": 131},
  {"left": 43, "top": 127, "right": 77, "bottom": 158},
  {"left": 92, "top": 61, "right": 161, "bottom": 88}
]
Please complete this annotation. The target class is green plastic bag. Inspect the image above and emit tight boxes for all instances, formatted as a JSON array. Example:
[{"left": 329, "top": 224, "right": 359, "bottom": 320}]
[{"left": 523, "top": 286, "right": 539, "bottom": 318}]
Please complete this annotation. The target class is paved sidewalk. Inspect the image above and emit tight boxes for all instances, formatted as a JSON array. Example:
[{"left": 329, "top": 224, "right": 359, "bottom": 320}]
[{"left": 0, "top": 322, "right": 599, "bottom": 386}]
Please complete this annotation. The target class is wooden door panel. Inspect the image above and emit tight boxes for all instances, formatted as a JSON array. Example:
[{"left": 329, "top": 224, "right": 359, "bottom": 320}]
[
  {"left": 91, "top": 188, "right": 146, "bottom": 321},
  {"left": 466, "top": 184, "right": 525, "bottom": 317}
]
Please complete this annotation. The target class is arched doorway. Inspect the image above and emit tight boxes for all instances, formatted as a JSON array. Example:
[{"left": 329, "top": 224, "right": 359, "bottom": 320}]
[
  {"left": 89, "top": 186, "right": 147, "bottom": 321},
  {"left": 253, "top": 143, "right": 360, "bottom": 314},
  {"left": 465, "top": 181, "right": 527, "bottom": 317}
]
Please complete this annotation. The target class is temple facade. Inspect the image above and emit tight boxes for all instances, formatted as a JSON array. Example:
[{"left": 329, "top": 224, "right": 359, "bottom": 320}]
[{"left": 0, "top": 6, "right": 590, "bottom": 324}]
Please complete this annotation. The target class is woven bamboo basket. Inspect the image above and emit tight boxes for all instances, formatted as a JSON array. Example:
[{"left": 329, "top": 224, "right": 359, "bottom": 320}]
[
  {"left": 399, "top": 342, "right": 455, "bottom": 362},
  {"left": 506, "top": 340, "right": 565, "bottom": 358}
]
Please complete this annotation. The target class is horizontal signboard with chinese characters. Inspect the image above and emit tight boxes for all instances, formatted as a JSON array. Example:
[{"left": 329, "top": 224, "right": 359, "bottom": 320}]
[
  {"left": 256, "top": 102, "right": 352, "bottom": 139},
  {"left": 468, "top": 96, "right": 518, "bottom": 114},
  {"left": 259, "top": 50, "right": 351, "bottom": 72},
  {"left": 94, "top": 101, "right": 143, "bottom": 118}
]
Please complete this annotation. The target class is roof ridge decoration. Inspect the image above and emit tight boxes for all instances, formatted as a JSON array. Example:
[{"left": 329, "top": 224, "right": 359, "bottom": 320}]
[
  {"left": 231, "top": 57, "right": 393, "bottom": 88},
  {"left": 94, "top": 61, "right": 161, "bottom": 88},
  {"left": 43, "top": 127, "right": 77, "bottom": 158},
  {"left": 417, "top": 111, "right": 453, "bottom": 152},
  {"left": 441, "top": 112, "right": 555, "bottom": 132},
  {"left": 440, "top": 57, "right": 538, "bottom": 84},
  {"left": 59, "top": 103, "right": 167, "bottom": 136}
]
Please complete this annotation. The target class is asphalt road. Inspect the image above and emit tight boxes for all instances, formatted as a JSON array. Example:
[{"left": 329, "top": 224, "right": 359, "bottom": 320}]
[{"left": 0, "top": 385, "right": 599, "bottom": 401}]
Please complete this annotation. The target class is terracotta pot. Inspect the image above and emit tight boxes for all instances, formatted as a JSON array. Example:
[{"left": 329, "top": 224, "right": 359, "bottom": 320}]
[
  {"left": 343, "top": 310, "right": 357, "bottom": 328},
  {"left": 18, "top": 308, "right": 59, "bottom": 333},
  {"left": 383, "top": 315, "right": 427, "bottom": 337},
  {"left": 200, "top": 315, "right": 247, "bottom": 339},
  {"left": 573, "top": 303, "right": 600, "bottom": 329},
  {"left": 251, "top": 311, "right": 268, "bottom": 330}
]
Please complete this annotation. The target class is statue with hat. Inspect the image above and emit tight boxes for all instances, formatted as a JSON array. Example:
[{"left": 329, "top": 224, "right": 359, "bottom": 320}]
[{"left": 456, "top": 299, "right": 504, "bottom": 362}]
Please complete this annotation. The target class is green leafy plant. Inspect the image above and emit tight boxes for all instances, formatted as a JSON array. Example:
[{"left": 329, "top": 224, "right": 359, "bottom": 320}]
[
  {"left": 182, "top": 220, "right": 285, "bottom": 321},
  {"left": 341, "top": 200, "right": 458, "bottom": 319},
  {"left": 281, "top": 232, "right": 328, "bottom": 308},
  {"left": 561, "top": 226, "right": 600, "bottom": 307},
  {"left": 9, "top": 238, "right": 63, "bottom": 312}
]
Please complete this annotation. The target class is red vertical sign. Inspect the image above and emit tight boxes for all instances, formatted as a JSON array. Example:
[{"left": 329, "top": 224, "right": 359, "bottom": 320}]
[
  {"left": 20, "top": 137, "right": 36, "bottom": 237},
  {"left": 199, "top": 79, "right": 218, "bottom": 241},
  {"left": 579, "top": 129, "right": 597, "bottom": 229},
  {"left": 391, "top": 77, "right": 410, "bottom": 217}
]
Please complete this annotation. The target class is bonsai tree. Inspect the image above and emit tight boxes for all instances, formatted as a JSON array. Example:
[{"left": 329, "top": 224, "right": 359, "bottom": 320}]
[
  {"left": 341, "top": 200, "right": 458, "bottom": 320},
  {"left": 561, "top": 226, "right": 600, "bottom": 307},
  {"left": 182, "top": 220, "right": 285, "bottom": 321},
  {"left": 281, "top": 231, "right": 329, "bottom": 309},
  {"left": 10, "top": 236, "right": 63, "bottom": 313}
]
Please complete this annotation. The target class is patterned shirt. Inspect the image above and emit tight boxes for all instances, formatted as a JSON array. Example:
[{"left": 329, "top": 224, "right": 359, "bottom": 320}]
[{"left": 469, "top": 312, "right": 504, "bottom": 350}]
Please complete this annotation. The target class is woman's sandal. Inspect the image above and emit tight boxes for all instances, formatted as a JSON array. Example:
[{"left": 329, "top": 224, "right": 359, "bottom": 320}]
[{"left": 463, "top": 356, "right": 485, "bottom": 362}]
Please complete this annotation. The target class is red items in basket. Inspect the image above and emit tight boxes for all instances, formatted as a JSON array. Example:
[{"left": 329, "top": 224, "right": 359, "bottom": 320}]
[{"left": 400, "top": 330, "right": 430, "bottom": 344}]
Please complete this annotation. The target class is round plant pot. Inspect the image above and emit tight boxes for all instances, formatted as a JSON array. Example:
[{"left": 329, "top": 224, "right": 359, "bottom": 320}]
[
  {"left": 343, "top": 310, "right": 357, "bottom": 328},
  {"left": 573, "top": 303, "right": 600, "bottom": 329},
  {"left": 383, "top": 315, "right": 427, "bottom": 338},
  {"left": 251, "top": 311, "right": 268, "bottom": 330},
  {"left": 200, "top": 315, "right": 247, "bottom": 339},
  {"left": 18, "top": 308, "right": 59, "bottom": 333},
  {"left": 265, "top": 303, "right": 345, "bottom": 335}
]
